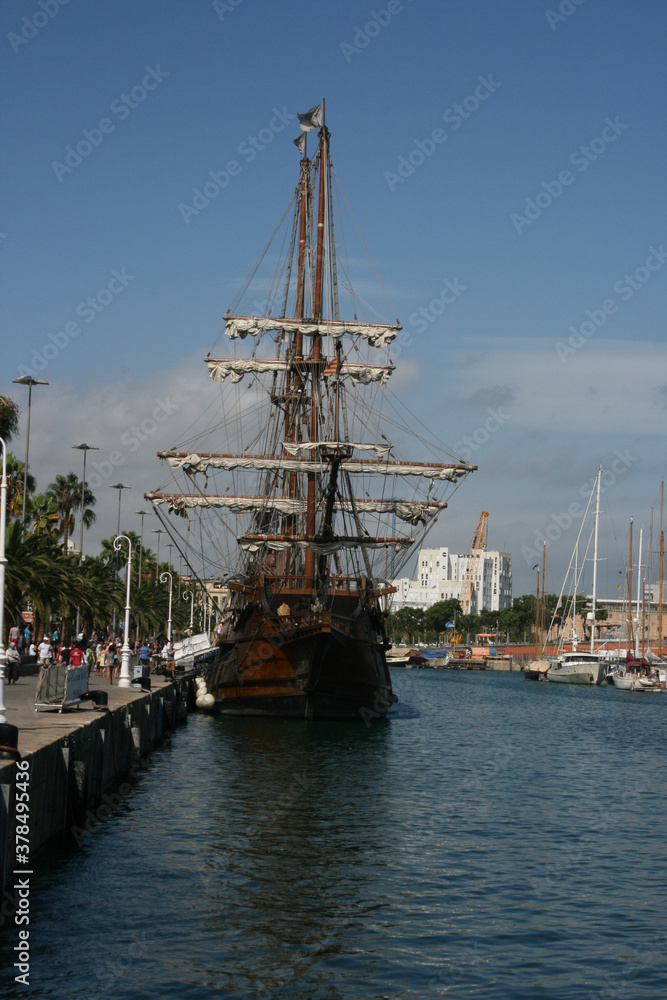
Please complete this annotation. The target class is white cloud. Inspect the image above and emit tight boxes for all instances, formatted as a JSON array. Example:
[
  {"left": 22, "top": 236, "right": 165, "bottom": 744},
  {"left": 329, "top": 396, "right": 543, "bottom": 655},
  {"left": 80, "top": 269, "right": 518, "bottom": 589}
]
[
  {"left": 8, "top": 354, "right": 218, "bottom": 554},
  {"left": 5, "top": 334, "right": 664, "bottom": 597},
  {"left": 448, "top": 337, "right": 666, "bottom": 435}
]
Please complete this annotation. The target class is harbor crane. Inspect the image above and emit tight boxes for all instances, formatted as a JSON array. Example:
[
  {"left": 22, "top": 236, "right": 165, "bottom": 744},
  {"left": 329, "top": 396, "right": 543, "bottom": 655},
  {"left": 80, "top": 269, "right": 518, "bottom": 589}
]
[{"left": 460, "top": 511, "right": 489, "bottom": 615}]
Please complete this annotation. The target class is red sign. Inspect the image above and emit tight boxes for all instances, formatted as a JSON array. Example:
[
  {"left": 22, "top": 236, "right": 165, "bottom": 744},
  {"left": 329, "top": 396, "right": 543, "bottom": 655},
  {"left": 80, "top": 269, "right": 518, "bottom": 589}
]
[{"left": 22, "top": 611, "right": 34, "bottom": 622}]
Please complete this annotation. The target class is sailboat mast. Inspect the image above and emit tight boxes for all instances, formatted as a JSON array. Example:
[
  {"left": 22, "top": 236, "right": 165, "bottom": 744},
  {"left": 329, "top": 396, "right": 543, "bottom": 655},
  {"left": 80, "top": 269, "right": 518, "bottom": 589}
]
[
  {"left": 534, "top": 568, "right": 540, "bottom": 660},
  {"left": 627, "top": 516, "right": 633, "bottom": 654},
  {"left": 540, "top": 541, "right": 546, "bottom": 653},
  {"left": 659, "top": 480, "right": 664, "bottom": 658},
  {"left": 645, "top": 507, "right": 653, "bottom": 656},
  {"left": 636, "top": 526, "right": 643, "bottom": 657},
  {"left": 590, "top": 467, "right": 601, "bottom": 655},
  {"left": 572, "top": 542, "right": 578, "bottom": 652}
]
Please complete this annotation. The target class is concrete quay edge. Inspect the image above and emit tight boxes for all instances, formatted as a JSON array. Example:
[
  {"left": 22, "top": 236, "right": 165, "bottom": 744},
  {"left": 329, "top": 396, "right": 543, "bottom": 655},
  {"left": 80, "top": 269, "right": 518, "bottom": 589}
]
[{"left": 0, "top": 670, "right": 198, "bottom": 908}]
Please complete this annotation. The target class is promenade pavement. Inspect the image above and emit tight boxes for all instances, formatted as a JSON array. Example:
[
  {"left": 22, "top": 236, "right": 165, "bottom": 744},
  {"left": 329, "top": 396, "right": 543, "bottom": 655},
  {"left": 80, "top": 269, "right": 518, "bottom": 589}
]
[{"left": 1, "top": 668, "right": 176, "bottom": 757}]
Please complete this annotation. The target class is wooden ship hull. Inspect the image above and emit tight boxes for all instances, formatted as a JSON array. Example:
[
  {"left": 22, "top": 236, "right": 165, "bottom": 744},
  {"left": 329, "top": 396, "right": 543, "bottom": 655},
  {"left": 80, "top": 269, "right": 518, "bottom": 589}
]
[{"left": 207, "top": 579, "right": 396, "bottom": 719}]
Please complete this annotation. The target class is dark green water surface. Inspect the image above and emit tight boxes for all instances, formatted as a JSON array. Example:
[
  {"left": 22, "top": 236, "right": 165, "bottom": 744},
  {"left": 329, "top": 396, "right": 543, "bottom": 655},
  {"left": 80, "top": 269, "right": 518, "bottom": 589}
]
[{"left": 1, "top": 669, "right": 666, "bottom": 999}]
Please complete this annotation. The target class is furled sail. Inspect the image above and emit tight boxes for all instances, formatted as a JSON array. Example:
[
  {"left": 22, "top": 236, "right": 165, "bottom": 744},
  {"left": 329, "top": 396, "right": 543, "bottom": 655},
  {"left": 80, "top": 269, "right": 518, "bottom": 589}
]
[
  {"left": 238, "top": 535, "right": 413, "bottom": 554},
  {"left": 224, "top": 316, "right": 399, "bottom": 348},
  {"left": 281, "top": 441, "right": 392, "bottom": 458},
  {"left": 206, "top": 358, "right": 394, "bottom": 385},
  {"left": 146, "top": 492, "right": 447, "bottom": 525},
  {"left": 160, "top": 452, "right": 474, "bottom": 481}
]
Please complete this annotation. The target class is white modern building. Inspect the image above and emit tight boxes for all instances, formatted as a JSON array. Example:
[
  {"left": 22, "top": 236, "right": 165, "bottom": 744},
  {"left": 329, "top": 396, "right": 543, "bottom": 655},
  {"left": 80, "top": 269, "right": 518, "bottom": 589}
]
[{"left": 391, "top": 545, "right": 512, "bottom": 614}]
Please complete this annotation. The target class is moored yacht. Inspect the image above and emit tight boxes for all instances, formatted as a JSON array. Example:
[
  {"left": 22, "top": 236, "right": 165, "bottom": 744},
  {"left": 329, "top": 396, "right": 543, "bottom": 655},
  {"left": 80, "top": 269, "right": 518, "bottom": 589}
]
[{"left": 546, "top": 650, "right": 606, "bottom": 685}]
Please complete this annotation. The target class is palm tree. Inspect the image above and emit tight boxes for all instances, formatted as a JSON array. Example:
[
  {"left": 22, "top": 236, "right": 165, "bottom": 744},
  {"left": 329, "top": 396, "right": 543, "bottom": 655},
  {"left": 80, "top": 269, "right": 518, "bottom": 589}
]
[
  {"left": 3, "top": 521, "right": 70, "bottom": 642},
  {"left": 0, "top": 396, "right": 19, "bottom": 443},
  {"left": 69, "top": 557, "right": 122, "bottom": 638},
  {"left": 28, "top": 493, "right": 61, "bottom": 536},
  {"left": 46, "top": 472, "right": 96, "bottom": 554},
  {"left": 3, "top": 453, "right": 36, "bottom": 517},
  {"left": 132, "top": 581, "right": 170, "bottom": 637}
]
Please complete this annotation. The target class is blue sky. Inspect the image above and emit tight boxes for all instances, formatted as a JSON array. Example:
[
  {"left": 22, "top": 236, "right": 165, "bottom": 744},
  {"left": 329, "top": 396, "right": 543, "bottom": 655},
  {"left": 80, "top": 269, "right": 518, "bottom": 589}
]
[{"left": 1, "top": 0, "right": 665, "bottom": 596}]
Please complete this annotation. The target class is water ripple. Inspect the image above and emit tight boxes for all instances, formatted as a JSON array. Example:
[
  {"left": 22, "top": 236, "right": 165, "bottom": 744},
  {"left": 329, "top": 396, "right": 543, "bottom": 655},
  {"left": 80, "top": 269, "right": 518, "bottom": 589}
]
[{"left": 1, "top": 671, "right": 665, "bottom": 999}]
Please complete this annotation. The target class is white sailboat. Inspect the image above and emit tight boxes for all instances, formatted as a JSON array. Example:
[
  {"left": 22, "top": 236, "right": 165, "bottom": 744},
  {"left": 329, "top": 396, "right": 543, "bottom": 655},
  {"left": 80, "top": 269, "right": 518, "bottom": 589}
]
[
  {"left": 547, "top": 468, "right": 606, "bottom": 685},
  {"left": 612, "top": 503, "right": 665, "bottom": 692}
]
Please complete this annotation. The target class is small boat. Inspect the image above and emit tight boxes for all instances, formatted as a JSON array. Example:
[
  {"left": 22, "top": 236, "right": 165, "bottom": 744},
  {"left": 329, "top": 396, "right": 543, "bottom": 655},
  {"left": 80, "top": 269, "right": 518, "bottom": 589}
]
[
  {"left": 634, "top": 676, "right": 664, "bottom": 693},
  {"left": 611, "top": 657, "right": 665, "bottom": 692},
  {"left": 610, "top": 666, "right": 637, "bottom": 690},
  {"left": 546, "top": 650, "right": 606, "bottom": 685},
  {"left": 173, "top": 632, "right": 217, "bottom": 671},
  {"left": 524, "top": 659, "right": 550, "bottom": 681},
  {"left": 545, "top": 468, "right": 606, "bottom": 686}
]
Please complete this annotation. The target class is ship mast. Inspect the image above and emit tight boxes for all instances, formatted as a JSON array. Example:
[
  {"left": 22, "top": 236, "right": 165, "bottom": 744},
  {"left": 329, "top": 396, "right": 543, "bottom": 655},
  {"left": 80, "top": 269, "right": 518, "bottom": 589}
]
[
  {"left": 304, "top": 105, "right": 328, "bottom": 584},
  {"left": 282, "top": 151, "right": 311, "bottom": 559}
]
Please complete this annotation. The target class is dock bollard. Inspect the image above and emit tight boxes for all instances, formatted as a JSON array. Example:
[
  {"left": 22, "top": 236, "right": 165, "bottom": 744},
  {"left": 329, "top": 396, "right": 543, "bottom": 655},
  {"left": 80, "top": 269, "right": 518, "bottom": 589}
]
[
  {"left": 0, "top": 722, "right": 20, "bottom": 761},
  {"left": 78, "top": 690, "right": 109, "bottom": 710}
]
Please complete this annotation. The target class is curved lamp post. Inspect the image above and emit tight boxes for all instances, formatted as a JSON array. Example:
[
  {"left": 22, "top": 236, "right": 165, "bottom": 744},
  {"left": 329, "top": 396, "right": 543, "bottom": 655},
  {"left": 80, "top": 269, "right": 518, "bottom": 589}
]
[
  {"left": 160, "top": 571, "right": 173, "bottom": 642},
  {"left": 0, "top": 438, "right": 8, "bottom": 723},
  {"left": 113, "top": 535, "right": 133, "bottom": 688},
  {"left": 183, "top": 590, "right": 194, "bottom": 632}
]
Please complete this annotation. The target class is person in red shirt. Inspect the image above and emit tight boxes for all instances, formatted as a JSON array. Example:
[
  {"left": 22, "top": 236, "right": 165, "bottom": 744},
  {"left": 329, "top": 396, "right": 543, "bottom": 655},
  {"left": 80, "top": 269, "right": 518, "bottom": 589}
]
[{"left": 69, "top": 645, "right": 85, "bottom": 667}]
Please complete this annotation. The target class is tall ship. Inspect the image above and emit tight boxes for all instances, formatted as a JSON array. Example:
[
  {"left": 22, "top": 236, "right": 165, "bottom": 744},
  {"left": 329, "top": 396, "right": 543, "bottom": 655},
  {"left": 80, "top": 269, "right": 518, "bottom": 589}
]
[{"left": 147, "top": 103, "right": 476, "bottom": 719}]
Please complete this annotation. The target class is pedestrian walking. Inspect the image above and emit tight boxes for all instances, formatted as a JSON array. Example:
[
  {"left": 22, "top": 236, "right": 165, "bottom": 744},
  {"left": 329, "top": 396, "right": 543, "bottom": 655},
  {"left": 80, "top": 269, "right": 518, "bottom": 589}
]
[
  {"left": 6, "top": 642, "right": 20, "bottom": 684},
  {"left": 38, "top": 637, "right": 53, "bottom": 666},
  {"left": 103, "top": 643, "right": 115, "bottom": 685}
]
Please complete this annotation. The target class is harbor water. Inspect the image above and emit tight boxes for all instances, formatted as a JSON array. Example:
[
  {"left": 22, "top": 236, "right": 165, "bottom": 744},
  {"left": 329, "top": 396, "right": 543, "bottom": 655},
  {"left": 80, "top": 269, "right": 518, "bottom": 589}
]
[{"left": 1, "top": 669, "right": 666, "bottom": 999}]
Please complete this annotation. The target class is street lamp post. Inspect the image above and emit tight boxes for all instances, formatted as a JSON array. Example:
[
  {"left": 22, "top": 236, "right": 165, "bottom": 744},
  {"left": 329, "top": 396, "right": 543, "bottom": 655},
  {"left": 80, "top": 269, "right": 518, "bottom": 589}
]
[
  {"left": 12, "top": 375, "right": 48, "bottom": 523},
  {"left": 134, "top": 509, "right": 151, "bottom": 587},
  {"left": 0, "top": 438, "right": 8, "bottom": 723},
  {"left": 110, "top": 483, "right": 131, "bottom": 536},
  {"left": 113, "top": 535, "right": 133, "bottom": 688},
  {"left": 160, "top": 571, "right": 173, "bottom": 642},
  {"left": 72, "top": 444, "right": 99, "bottom": 560},
  {"left": 152, "top": 528, "right": 164, "bottom": 572}
]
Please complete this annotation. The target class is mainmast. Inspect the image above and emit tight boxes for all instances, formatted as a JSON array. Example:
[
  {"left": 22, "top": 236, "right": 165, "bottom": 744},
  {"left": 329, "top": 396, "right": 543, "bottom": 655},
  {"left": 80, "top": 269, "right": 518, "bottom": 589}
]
[
  {"left": 304, "top": 107, "right": 328, "bottom": 584},
  {"left": 282, "top": 152, "right": 311, "bottom": 556}
]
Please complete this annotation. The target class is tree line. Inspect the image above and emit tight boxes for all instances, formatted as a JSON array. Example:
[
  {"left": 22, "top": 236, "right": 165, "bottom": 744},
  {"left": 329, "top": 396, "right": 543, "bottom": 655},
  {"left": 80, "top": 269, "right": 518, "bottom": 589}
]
[
  {"left": 387, "top": 593, "right": 608, "bottom": 646},
  {"left": 1, "top": 395, "right": 196, "bottom": 644}
]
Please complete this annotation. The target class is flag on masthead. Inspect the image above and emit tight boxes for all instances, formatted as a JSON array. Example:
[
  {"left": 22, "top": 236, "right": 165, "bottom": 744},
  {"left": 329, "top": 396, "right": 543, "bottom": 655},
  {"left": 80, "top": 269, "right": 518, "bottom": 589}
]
[{"left": 297, "top": 103, "right": 323, "bottom": 132}]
